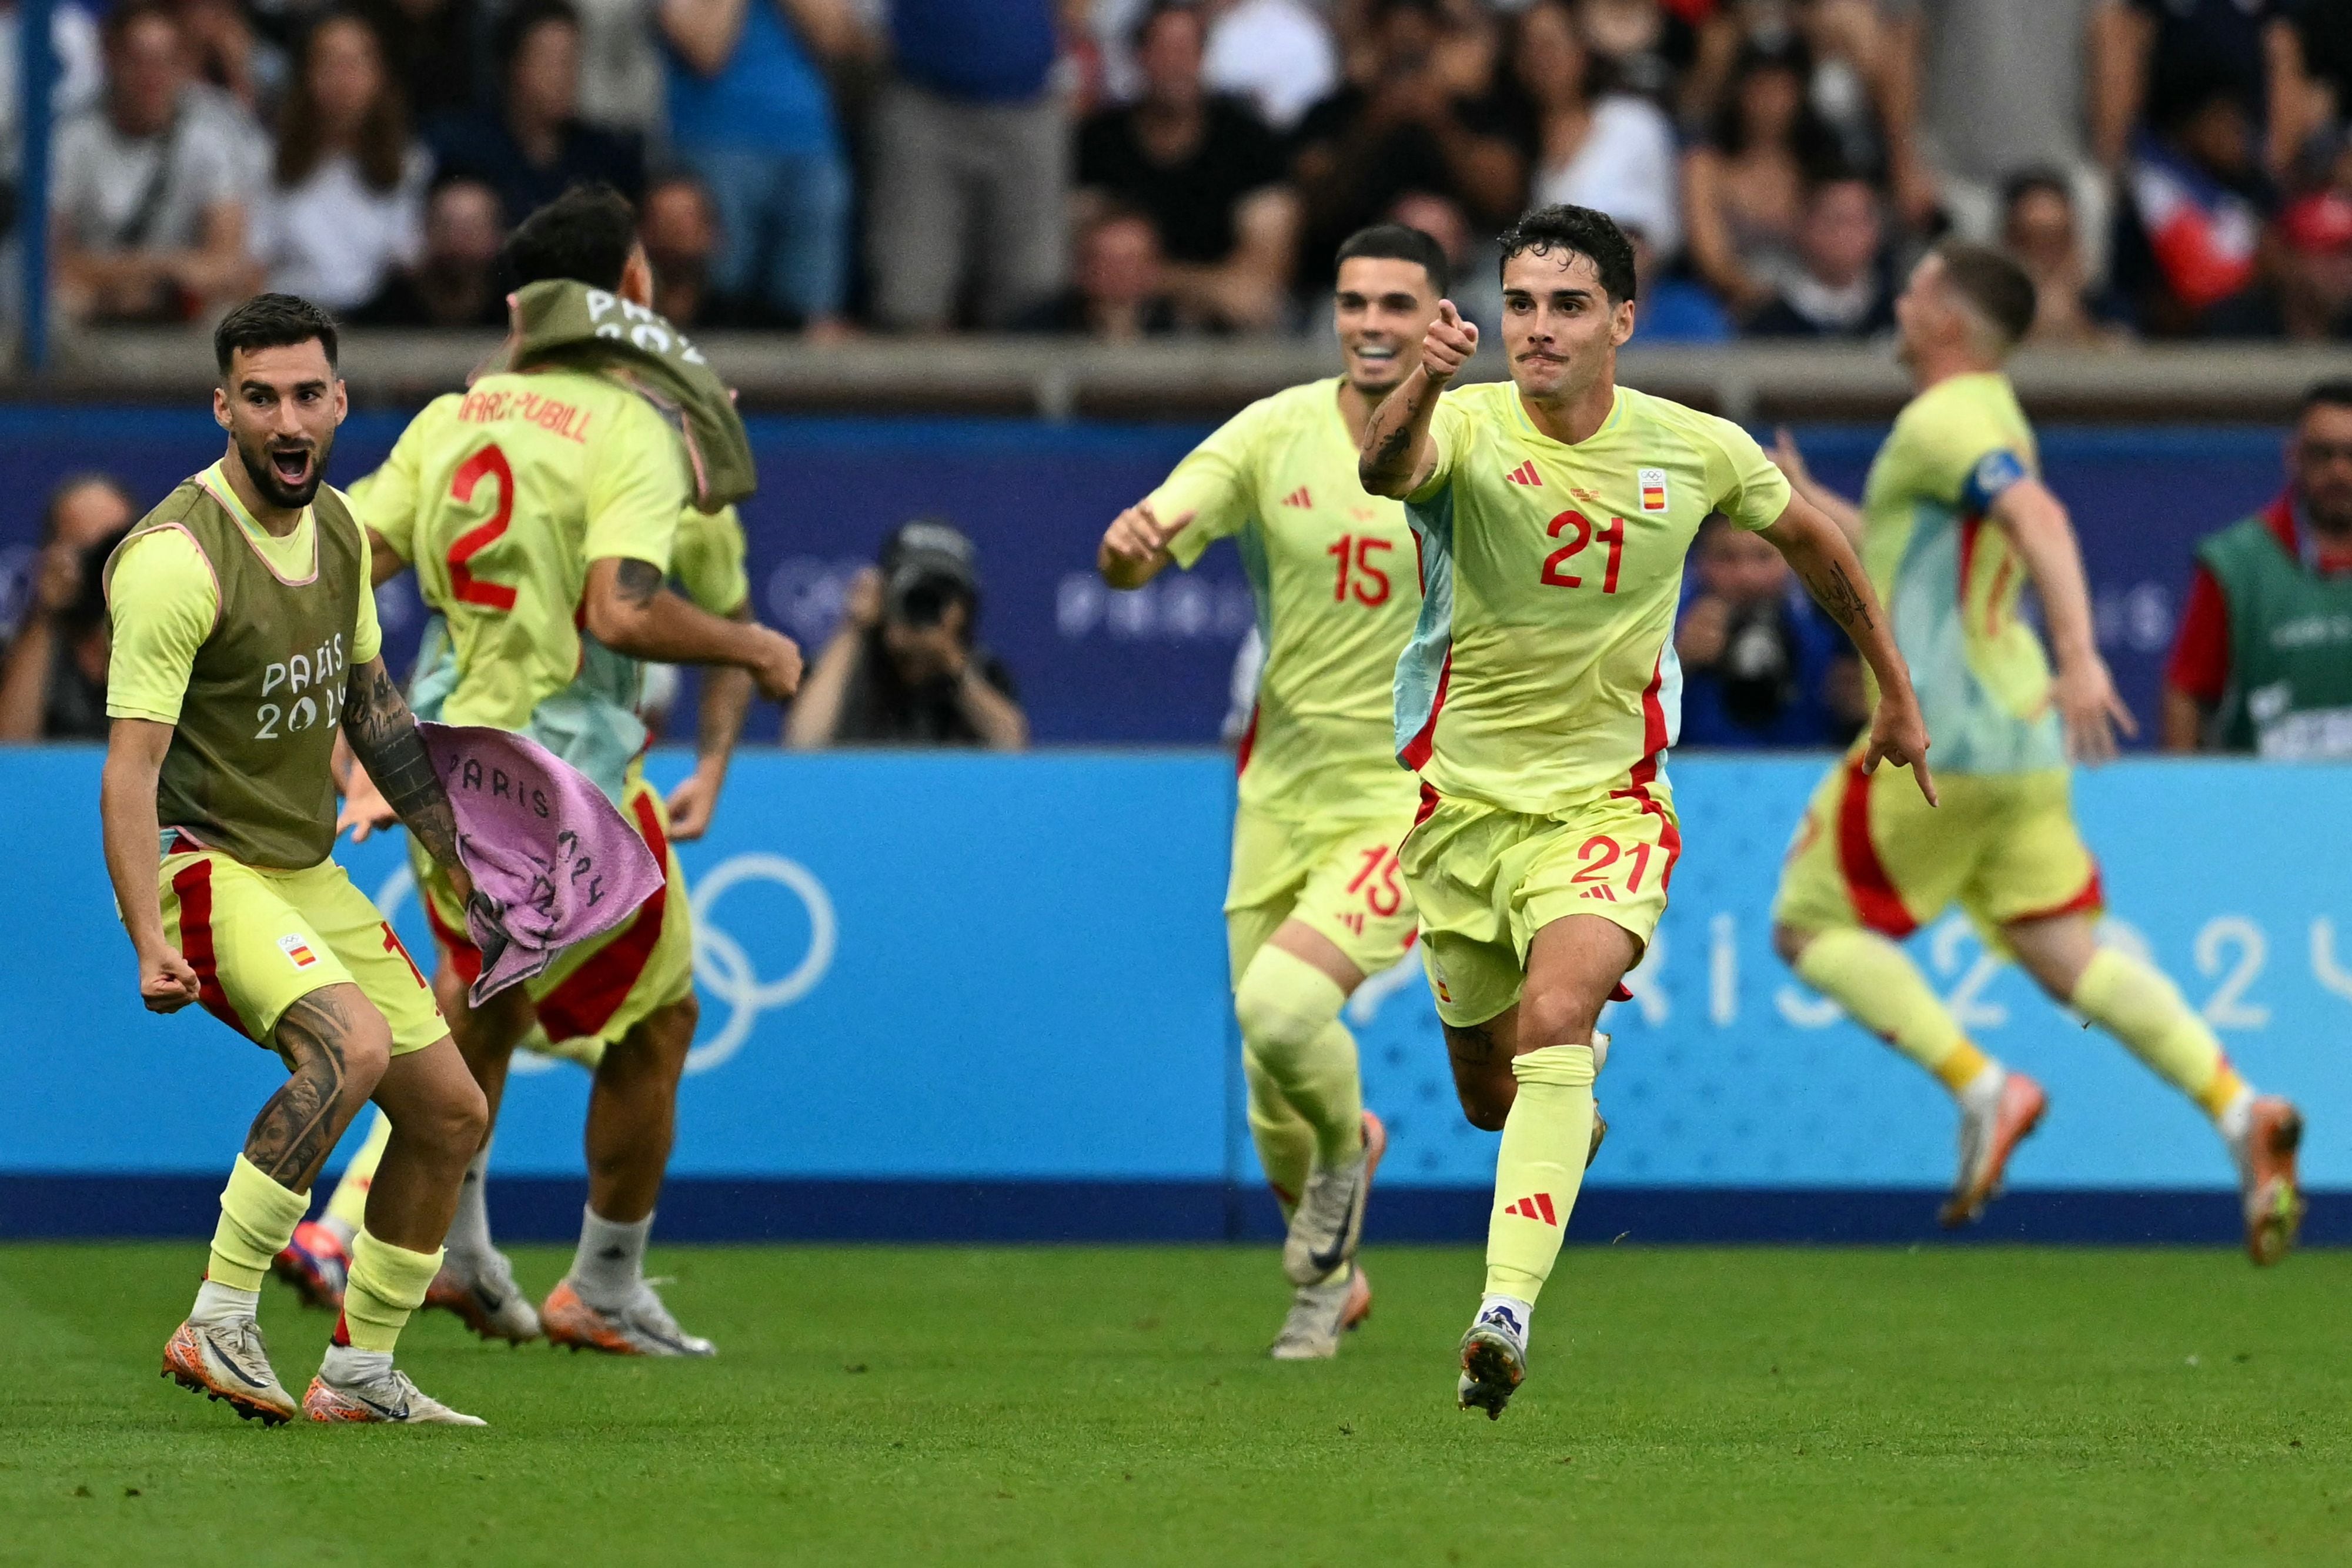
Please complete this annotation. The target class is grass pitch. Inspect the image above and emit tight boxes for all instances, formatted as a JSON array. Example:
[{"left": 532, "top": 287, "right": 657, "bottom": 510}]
[{"left": 2, "top": 1242, "right": 2345, "bottom": 1567}]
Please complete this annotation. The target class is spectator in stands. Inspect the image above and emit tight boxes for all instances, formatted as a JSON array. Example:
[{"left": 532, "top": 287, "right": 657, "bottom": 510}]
[
  {"left": 49, "top": 0, "right": 259, "bottom": 323},
  {"left": 1626, "top": 220, "right": 1733, "bottom": 343},
  {"left": 1012, "top": 203, "right": 1178, "bottom": 339},
  {"left": 0, "top": 476, "right": 134, "bottom": 742},
  {"left": 639, "top": 172, "right": 757, "bottom": 327},
  {"left": 1578, "top": 0, "right": 1702, "bottom": 108},
  {"left": 1745, "top": 170, "right": 1895, "bottom": 338},
  {"left": 572, "top": 0, "right": 669, "bottom": 137},
  {"left": 2000, "top": 169, "right": 2127, "bottom": 346},
  {"left": 176, "top": 0, "right": 275, "bottom": 115},
  {"left": 1880, "top": 0, "right": 2122, "bottom": 270},
  {"left": 429, "top": 0, "right": 643, "bottom": 232},
  {"left": 1202, "top": 0, "right": 1336, "bottom": 134},
  {"left": 2113, "top": 79, "right": 2273, "bottom": 335},
  {"left": 1674, "top": 511, "right": 1863, "bottom": 747},
  {"left": 2113, "top": 0, "right": 2314, "bottom": 183},
  {"left": 784, "top": 520, "right": 1027, "bottom": 750},
  {"left": 2163, "top": 380, "right": 2352, "bottom": 756},
  {"left": 2262, "top": 189, "right": 2352, "bottom": 340},
  {"left": 1512, "top": 0, "right": 1681, "bottom": 259},
  {"left": 866, "top": 0, "right": 1066, "bottom": 332},
  {"left": 354, "top": 0, "right": 486, "bottom": 124},
  {"left": 1291, "top": 0, "right": 1524, "bottom": 296},
  {"left": 1075, "top": 1, "right": 1296, "bottom": 332},
  {"left": 350, "top": 175, "right": 507, "bottom": 326},
  {"left": 252, "top": 12, "right": 430, "bottom": 312},
  {"left": 1682, "top": 39, "right": 1838, "bottom": 320},
  {"left": 659, "top": 0, "right": 861, "bottom": 337},
  {"left": 1385, "top": 189, "right": 1500, "bottom": 334}
]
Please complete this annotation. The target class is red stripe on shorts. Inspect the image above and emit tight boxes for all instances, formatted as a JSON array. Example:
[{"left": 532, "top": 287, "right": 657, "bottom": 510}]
[
  {"left": 1605, "top": 754, "right": 1679, "bottom": 1002},
  {"left": 532, "top": 791, "right": 672, "bottom": 1044},
  {"left": 2009, "top": 865, "right": 2106, "bottom": 927},
  {"left": 169, "top": 858, "right": 249, "bottom": 1036},
  {"left": 420, "top": 880, "right": 483, "bottom": 989},
  {"left": 1835, "top": 759, "right": 1917, "bottom": 937},
  {"left": 1234, "top": 703, "right": 1259, "bottom": 779}
]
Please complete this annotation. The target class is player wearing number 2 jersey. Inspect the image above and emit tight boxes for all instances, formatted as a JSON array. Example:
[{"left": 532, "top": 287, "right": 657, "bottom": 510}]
[
  {"left": 339, "top": 186, "right": 800, "bottom": 1356},
  {"left": 1360, "top": 205, "right": 1934, "bottom": 1420},
  {"left": 1099, "top": 225, "right": 1454, "bottom": 1362},
  {"left": 1769, "top": 242, "right": 2306, "bottom": 1264}
]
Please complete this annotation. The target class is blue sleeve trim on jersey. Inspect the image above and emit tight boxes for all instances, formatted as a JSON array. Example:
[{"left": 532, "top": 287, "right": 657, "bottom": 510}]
[{"left": 1960, "top": 449, "right": 2028, "bottom": 515}]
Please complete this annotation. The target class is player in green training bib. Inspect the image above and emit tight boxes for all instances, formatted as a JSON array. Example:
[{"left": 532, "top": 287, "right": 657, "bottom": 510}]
[
  {"left": 102, "top": 295, "right": 494, "bottom": 1426},
  {"left": 1769, "top": 242, "right": 2307, "bottom": 1262},
  {"left": 1099, "top": 225, "right": 1462, "bottom": 1360},
  {"left": 1359, "top": 205, "right": 1934, "bottom": 1419},
  {"left": 333, "top": 186, "right": 801, "bottom": 1356}
]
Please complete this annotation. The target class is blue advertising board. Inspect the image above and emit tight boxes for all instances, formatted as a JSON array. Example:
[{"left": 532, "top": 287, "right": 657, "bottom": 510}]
[
  {"left": 2, "top": 749, "right": 2344, "bottom": 1243},
  {"left": 0, "top": 409, "right": 2297, "bottom": 748}
]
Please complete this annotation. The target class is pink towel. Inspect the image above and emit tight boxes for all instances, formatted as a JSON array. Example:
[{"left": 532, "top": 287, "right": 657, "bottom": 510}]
[{"left": 419, "top": 723, "right": 665, "bottom": 1004}]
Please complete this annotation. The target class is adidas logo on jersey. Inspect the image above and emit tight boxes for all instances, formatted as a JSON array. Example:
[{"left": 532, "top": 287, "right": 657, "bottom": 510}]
[
  {"left": 1579, "top": 884, "right": 1618, "bottom": 902},
  {"left": 1281, "top": 486, "right": 1312, "bottom": 509},
  {"left": 1502, "top": 1193, "right": 1558, "bottom": 1225},
  {"left": 1504, "top": 460, "right": 1541, "bottom": 487}
]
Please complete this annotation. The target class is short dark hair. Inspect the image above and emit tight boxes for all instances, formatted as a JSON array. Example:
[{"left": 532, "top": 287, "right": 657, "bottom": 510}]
[
  {"left": 2000, "top": 166, "right": 2074, "bottom": 215},
  {"left": 41, "top": 473, "right": 133, "bottom": 544},
  {"left": 1130, "top": 0, "right": 1202, "bottom": 53},
  {"left": 1497, "top": 203, "right": 1637, "bottom": 303},
  {"left": 1931, "top": 240, "right": 2036, "bottom": 347},
  {"left": 503, "top": 182, "right": 639, "bottom": 291},
  {"left": 101, "top": 0, "right": 177, "bottom": 51},
  {"left": 2298, "top": 380, "right": 2352, "bottom": 419},
  {"left": 497, "top": 0, "right": 579, "bottom": 69},
  {"left": 1334, "top": 222, "right": 1449, "bottom": 296},
  {"left": 214, "top": 293, "right": 339, "bottom": 376}
]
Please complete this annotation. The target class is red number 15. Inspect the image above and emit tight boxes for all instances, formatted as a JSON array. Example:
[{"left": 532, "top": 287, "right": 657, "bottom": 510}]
[{"left": 1327, "top": 533, "right": 1394, "bottom": 607}]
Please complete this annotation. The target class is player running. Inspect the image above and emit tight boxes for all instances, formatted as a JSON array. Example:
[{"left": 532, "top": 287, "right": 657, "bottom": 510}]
[
  {"left": 102, "top": 295, "right": 493, "bottom": 1425},
  {"left": 1768, "top": 242, "right": 2306, "bottom": 1262},
  {"left": 1358, "top": 205, "right": 1933, "bottom": 1419},
  {"left": 1098, "top": 224, "right": 1464, "bottom": 1359},
  {"left": 333, "top": 185, "right": 800, "bottom": 1355},
  {"left": 282, "top": 496, "right": 757, "bottom": 1333}
]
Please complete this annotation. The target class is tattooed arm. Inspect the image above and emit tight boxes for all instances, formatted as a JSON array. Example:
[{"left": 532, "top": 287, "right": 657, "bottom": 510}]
[
  {"left": 582, "top": 556, "right": 804, "bottom": 701},
  {"left": 340, "top": 653, "right": 475, "bottom": 902},
  {"left": 1758, "top": 493, "right": 1939, "bottom": 804},
  {"left": 1359, "top": 301, "right": 1478, "bottom": 497}
]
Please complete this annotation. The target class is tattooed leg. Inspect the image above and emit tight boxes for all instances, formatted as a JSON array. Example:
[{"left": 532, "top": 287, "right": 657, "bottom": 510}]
[
  {"left": 247, "top": 983, "right": 390, "bottom": 1193},
  {"left": 1446, "top": 1012, "right": 1522, "bottom": 1131}
]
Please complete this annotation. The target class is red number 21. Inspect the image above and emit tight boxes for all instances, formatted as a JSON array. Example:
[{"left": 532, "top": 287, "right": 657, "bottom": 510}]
[{"left": 1539, "top": 510, "right": 1625, "bottom": 593}]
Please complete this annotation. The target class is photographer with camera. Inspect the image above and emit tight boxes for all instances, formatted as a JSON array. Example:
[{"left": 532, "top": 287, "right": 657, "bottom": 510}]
[
  {"left": 784, "top": 520, "right": 1028, "bottom": 750},
  {"left": 1675, "top": 512, "right": 1866, "bottom": 748}
]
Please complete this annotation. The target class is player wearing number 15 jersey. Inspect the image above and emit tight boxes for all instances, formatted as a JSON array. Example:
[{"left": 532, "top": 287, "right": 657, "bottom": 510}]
[
  {"left": 1098, "top": 225, "right": 1457, "bottom": 1361},
  {"left": 1360, "top": 206, "right": 1934, "bottom": 1419},
  {"left": 342, "top": 186, "right": 800, "bottom": 1356},
  {"left": 1769, "top": 242, "right": 2306, "bottom": 1263}
]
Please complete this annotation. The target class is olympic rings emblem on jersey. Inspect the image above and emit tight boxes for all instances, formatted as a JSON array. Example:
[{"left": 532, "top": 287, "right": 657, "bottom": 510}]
[{"left": 371, "top": 851, "right": 838, "bottom": 1078}]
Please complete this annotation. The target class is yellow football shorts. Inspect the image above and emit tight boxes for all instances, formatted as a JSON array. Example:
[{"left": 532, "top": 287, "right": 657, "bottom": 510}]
[
  {"left": 157, "top": 841, "right": 446, "bottom": 1054},
  {"left": 1224, "top": 800, "right": 1422, "bottom": 984},
  {"left": 410, "top": 770, "right": 694, "bottom": 1051},
  {"left": 1402, "top": 773, "right": 1681, "bottom": 1028},
  {"left": 1773, "top": 752, "right": 2102, "bottom": 945}
]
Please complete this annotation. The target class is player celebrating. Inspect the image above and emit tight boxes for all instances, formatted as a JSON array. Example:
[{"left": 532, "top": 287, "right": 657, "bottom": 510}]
[
  {"left": 1769, "top": 243, "right": 2306, "bottom": 1262},
  {"left": 102, "top": 295, "right": 492, "bottom": 1425},
  {"left": 1098, "top": 224, "right": 1463, "bottom": 1359},
  {"left": 338, "top": 185, "right": 800, "bottom": 1355},
  {"left": 1358, "top": 205, "right": 1933, "bottom": 1419}
]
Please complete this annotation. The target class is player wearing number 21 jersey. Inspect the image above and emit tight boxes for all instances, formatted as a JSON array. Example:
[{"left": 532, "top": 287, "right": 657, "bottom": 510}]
[
  {"left": 1359, "top": 205, "right": 1934, "bottom": 1420},
  {"left": 1099, "top": 225, "right": 1463, "bottom": 1363},
  {"left": 339, "top": 187, "right": 800, "bottom": 1357}
]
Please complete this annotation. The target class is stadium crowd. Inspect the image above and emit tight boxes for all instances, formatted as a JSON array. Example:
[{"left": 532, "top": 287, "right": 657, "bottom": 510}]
[{"left": 6, "top": 0, "right": 2352, "bottom": 343}]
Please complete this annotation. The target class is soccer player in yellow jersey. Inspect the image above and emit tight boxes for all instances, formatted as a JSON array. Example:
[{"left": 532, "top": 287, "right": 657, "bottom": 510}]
[
  {"left": 339, "top": 186, "right": 800, "bottom": 1355},
  {"left": 1769, "top": 242, "right": 2306, "bottom": 1262},
  {"left": 102, "top": 295, "right": 493, "bottom": 1425},
  {"left": 1359, "top": 205, "right": 1934, "bottom": 1419},
  {"left": 1098, "top": 225, "right": 1449, "bottom": 1359}
]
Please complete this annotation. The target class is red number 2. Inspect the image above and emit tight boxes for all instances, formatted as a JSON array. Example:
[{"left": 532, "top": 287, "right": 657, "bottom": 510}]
[
  {"left": 1326, "top": 533, "right": 1395, "bottom": 607},
  {"left": 1538, "top": 510, "right": 1626, "bottom": 593},
  {"left": 447, "top": 443, "right": 517, "bottom": 610}
]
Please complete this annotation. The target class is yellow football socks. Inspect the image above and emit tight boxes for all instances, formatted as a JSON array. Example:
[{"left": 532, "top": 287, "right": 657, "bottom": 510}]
[
  {"left": 1795, "top": 928, "right": 1991, "bottom": 1093},
  {"left": 1243, "top": 1053, "right": 1316, "bottom": 1216},
  {"left": 207, "top": 1154, "right": 310, "bottom": 1292},
  {"left": 1235, "top": 944, "right": 1367, "bottom": 1171},
  {"left": 2070, "top": 948, "right": 2245, "bottom": 1120},
  {"left": 324, "top": 1111, "right": 393, "bottom": 1237},
  {"left": 340, "top": 1229, "right": 445, "bottom": 1353},
  {"left": 1484, "top": 1042, "right": 1595, "bottom": 1303}
]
